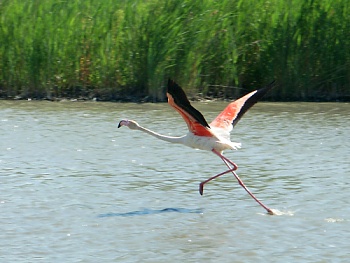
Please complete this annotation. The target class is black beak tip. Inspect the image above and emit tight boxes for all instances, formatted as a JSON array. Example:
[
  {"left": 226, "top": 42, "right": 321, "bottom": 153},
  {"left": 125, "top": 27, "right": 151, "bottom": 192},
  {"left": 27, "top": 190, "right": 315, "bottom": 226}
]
[{"left": 117, "top": 121, "right": 122, "bottom": 128}]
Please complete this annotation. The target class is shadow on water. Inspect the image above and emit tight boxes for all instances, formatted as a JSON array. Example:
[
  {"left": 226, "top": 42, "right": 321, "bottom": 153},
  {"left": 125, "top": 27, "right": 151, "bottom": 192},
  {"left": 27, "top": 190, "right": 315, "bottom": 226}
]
[{"left": 98, "top": 208, "right": 203, "bottom": 218}]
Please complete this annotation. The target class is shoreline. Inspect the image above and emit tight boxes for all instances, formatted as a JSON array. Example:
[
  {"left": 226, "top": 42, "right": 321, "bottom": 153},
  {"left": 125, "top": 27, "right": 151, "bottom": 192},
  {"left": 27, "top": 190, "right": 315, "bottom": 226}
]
[{"left": 1, "top": 94, "right": 349, "bottom": 103}]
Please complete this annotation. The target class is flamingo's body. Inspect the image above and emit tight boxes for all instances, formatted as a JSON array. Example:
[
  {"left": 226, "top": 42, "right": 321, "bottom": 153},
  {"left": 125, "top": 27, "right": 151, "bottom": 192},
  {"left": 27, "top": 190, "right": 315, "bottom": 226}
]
[{"left": 118, "top": 79, "right": 276, "bottom": 214}]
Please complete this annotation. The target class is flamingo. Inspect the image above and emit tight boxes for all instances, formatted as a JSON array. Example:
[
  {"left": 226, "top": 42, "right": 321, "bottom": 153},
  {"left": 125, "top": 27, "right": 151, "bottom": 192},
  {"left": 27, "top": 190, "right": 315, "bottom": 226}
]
[{"left": 118, "top": 79, "right": 276, "bottom": 214}]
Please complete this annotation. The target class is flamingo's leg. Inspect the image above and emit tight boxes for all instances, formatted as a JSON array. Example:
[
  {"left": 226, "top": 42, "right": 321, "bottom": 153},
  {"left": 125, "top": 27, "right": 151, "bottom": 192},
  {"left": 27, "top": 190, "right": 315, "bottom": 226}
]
[
  {"left": 200, "top": 149, "right": 273, "bottom": 214},
  {"left": 199, "top": 168, "right": 234, "bottom": 195},
  {"left": 199, "top": 149, "right": 239, "bottom": 195}
]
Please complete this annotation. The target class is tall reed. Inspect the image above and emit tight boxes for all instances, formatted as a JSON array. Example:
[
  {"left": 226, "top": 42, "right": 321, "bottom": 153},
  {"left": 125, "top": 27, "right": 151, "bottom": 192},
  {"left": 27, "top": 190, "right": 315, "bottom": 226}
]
[{"left": 0, "top": 0, "right": 349, "bottom": 100}]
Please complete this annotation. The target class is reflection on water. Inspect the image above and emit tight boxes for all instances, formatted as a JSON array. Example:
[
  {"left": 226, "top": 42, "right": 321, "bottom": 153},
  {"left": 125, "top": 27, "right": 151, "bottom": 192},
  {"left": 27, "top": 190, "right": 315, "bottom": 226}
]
[
  {"left": 99, "top": 208, "right": 203, "bottom": 218},
  {"left": 1, "top": 100, "right": 350, "bottom": 262}
]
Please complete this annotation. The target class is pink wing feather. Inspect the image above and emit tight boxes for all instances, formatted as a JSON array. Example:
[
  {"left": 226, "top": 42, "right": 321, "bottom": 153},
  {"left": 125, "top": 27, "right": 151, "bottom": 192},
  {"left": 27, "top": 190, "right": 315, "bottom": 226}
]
[
  {"left": 210, "top": 81, "right": 275, "bottom": 131},
  {"left": 166, "top": 78, "right": 275, "bottom": 136},
  {"left": 167, "top": 79, "right": 213, "bottom": 137}
]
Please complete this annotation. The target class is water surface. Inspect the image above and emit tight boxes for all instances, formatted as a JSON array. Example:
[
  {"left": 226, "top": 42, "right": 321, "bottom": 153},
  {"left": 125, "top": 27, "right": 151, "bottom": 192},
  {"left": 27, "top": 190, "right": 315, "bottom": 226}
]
[{"left": 1, "top": 100, "right": 349, "bottom": 262}]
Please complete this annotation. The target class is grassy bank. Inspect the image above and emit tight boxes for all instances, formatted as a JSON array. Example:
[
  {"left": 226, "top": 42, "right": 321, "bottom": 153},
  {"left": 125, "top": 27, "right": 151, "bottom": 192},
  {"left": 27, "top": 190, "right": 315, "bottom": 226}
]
[{"left": 0, "top": 0, "right": 349, "bottom": 101}]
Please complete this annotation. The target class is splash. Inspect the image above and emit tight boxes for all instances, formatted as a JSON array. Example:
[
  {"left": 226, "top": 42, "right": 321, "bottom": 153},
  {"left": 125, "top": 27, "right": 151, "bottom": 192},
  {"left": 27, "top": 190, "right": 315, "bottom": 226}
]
[
  {"left": 259, "top": 208, "right": 295, "bottom": 216},
  {"left": 325, "top": 218, "right": 345, "bottom": 223}
]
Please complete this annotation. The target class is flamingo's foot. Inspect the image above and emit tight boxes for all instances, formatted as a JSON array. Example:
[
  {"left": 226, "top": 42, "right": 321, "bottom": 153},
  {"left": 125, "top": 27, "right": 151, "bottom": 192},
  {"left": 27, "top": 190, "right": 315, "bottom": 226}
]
[
  {"left": 199, "top": 182, "right": 204, "bottom": 195},
  {"left": 266, "top": 209, "right": 291, "bottom": 216},
  {"left": 267, "top": 209, "right": 275, "bottom": 215}
]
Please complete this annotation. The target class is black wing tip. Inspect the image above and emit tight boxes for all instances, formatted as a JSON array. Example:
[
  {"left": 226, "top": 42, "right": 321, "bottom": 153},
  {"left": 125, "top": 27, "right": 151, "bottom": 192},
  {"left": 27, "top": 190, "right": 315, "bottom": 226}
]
[
  {"left": 230, "top": 80, "right": 276, "bottom": 128},
  {"left": 252, "top": 80, "right": 276, "bottom": 100},
  {"left": 266, "top": 79, "right": 276, "bottom": 89},
  {"left": 167, "top": 78, "right": 177, "bottom": 92},
  {"left": 166, "top": 78, "right": 187, "bottom": 101},
  {"left": 167, "top": 78, "right": 172, "bottom": 87},
  {"left": 167, "top": 78, "right": 210, "bottom": 129},
  {"left": 262, "top": 80, "right": 276, "bottom": 92}
]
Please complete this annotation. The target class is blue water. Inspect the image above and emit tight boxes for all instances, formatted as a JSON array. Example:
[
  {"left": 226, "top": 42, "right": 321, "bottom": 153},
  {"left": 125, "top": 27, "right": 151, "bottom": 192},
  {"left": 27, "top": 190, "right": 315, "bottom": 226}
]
[{"left": 1, "top": 100, "right": 350, "bottom": 262}]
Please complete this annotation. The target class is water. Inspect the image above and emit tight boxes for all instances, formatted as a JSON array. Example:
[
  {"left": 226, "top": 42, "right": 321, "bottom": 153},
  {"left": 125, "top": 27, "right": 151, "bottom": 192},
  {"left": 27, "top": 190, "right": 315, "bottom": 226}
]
[{"left": 1, "top": 100, "right": 349, "bottom": 262}]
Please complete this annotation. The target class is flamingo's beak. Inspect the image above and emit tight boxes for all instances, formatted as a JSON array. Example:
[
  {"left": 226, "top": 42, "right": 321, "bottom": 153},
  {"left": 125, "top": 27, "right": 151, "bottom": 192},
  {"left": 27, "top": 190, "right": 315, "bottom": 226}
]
[{"left": 117, "top": 121, "right": 122, "bottom": 128}]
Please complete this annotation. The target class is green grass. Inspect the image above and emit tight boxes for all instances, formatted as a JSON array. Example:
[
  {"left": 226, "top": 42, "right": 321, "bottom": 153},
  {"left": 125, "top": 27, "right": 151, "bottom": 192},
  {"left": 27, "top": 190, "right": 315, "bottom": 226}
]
[{"left": 0, "top": 0, "right": 349, "bottom": 101}]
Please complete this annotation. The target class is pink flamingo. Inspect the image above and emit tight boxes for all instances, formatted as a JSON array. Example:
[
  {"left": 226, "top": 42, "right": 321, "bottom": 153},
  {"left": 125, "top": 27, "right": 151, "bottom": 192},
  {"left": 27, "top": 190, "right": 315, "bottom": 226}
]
[{"left": 118, "top": 79, "right": 276, "bottom": 214}]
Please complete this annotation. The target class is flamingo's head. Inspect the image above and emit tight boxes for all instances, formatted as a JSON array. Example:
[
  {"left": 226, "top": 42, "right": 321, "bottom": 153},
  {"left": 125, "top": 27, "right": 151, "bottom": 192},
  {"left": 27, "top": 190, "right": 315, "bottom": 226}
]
[{"left": 118, "top": 119, "right": 140, "bottom": 130}]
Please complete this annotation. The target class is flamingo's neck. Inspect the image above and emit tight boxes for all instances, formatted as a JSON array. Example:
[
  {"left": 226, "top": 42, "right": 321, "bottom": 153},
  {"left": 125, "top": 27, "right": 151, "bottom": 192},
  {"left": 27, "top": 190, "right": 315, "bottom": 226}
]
[{"left": 137, "top": 126, "right": 185, "bottom": 144}]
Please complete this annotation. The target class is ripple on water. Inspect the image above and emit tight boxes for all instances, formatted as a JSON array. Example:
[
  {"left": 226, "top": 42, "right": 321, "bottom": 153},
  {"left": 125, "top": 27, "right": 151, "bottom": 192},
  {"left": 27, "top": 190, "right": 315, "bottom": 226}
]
[{"left": 1, "top": 101, "right": 350, "bottom": 262}]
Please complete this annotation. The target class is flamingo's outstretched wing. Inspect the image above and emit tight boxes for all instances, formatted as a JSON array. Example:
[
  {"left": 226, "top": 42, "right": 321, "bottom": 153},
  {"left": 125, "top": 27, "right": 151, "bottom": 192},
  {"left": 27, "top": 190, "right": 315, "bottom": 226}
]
[
  {"left": 210, "top": 81, "right": 275, "bottom": 133},
  {"left": 167, "top": 79, "right": 213, "bottom": 136}
]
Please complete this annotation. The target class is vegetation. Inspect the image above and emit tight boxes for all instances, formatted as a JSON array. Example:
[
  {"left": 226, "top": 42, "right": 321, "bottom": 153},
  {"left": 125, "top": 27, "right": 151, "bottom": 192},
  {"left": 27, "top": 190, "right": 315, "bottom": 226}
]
[{"left": 0, "top": 0, "right": 349, "bottom": 101}]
